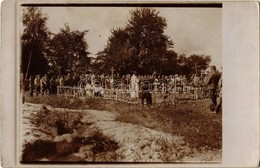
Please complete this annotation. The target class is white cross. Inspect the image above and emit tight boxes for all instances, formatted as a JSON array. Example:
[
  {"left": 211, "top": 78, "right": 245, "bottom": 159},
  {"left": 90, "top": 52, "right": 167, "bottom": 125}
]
[{"left": 111, "top": 67, "right": 115, "bottom": 79}]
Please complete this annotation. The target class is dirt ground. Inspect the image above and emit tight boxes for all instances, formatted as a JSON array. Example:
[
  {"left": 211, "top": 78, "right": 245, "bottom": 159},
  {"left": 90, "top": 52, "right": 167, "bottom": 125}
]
[{"left": 22, "top": 103, "right": 221, "bottom": 162}]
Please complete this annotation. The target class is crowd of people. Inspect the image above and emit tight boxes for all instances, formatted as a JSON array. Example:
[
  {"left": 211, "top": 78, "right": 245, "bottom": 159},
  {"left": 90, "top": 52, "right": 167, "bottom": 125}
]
[
  {"left": 24, "top": 66, "right": 222, "bottom": 113},
  {"left": 25, "top": 73, "right": 206, "bottom": 96}
]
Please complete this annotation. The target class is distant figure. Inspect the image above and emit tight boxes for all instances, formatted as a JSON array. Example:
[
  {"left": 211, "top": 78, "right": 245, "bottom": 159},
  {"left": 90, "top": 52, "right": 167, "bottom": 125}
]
[
  {"left": 153, "top": 79, "right": 159, "bottom": 92},
  {"left": 207, "top": 66, "right": 221, "bottom": 112},
  {"left": 55, "top": 77, "right": 60, "bottom": 94},
  {"left": 40, "top": 74, "right": 47, "bottom": 95},
  {"left": 216, "top": 73, "right": 222, "bottom": 114},
  {"left": 192, "top": 73, "right": 200, "bottom": 86},
  {"left": 85, "top": 82, "right": 93, "bottom": 97},
  {"left": 58, "top": 76, "right": 65, "bottom": 95},
  {"left": 93, "top": 85, "right": 104, "bottom": 97},
  {"left": 130, "top": 72, "right": 139, "bottom": 98},
  {"left": 49, "top": 76, "right": 55, "bottom": 94},
  {"left": 140, "top": 79, "right": 152, "bottom": 107},
  {"left": 29, "top": 75, "right": 34, "bottom": 97},
  {"left": 192, "top": 73, "right": 200, "bottom": 99},
  {"left": 59, "top": 76, "right": 64, "bottom": 86},
  {"left": 91, "top": 73, "right": 95, "bottom": 86},
  {"left": 34, "top": 75, "right": 41, "bottom": 96}
]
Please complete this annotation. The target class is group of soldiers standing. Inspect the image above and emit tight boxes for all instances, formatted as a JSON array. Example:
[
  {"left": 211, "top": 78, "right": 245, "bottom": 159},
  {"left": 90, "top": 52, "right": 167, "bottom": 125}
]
[
  {"left": 24, "top": 65, "right": 222, "bottom": 113},
  {"left": 24, "top": 73, "right": 81, "bottom": 97},
  {"left": 25, "top": 72, "right": 204, "bottom": 97}
]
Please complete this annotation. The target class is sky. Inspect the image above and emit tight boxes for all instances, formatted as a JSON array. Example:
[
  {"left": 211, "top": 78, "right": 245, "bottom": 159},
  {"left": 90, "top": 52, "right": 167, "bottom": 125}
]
[{"left": 21, "top": 7, "right": 222, "bottom": 69}]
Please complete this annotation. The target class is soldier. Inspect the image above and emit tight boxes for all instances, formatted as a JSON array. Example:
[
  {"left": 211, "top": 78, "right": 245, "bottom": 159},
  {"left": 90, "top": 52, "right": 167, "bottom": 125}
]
[
  {"left": 140, "top": 78, "right": 152, "bottom": 107},
  {"left": 153, "top": 79, "right": 160, "bottom": 92},
  {"left": 34, "top": 75, "right": 41, "bottom": 96},
  {"left": 58, "top": 76, "right": 65, "bottom": 95},
  {"left": 59, "top": 76, "right": 64, "bottom": 86},
  {"left": 49, "top": 76, "right": 55, "bottom": 94},
  {"left": 45, "top": 74, "right": 50, "bottom": 94},
  {"left": 55, "top": 76, "right": 60, "bottom": 94},
  {"left": 40, "top": 74, "right": 47, "bottom": 95},
  {"left": 91, "top": 73, "right": 95, "bottom": 86},
  {"left": 24, "top": 77, "right": 29, "bottom": 92},
  {"left": 175, "top": 74, "right": 181, "bottom": 93},
  {"left": 65, "top": 73, "right": 72, "bottom": 86},
  {"left": 216, "top": 73, "right": 222, "bottom": 114},
  {"left": 191, "top": 73, "right": 200, "bottom": 100},
  {"left": 29, "top": 75, "right": 34, "bottom": 97},
  {"left": 206, "top": 66, "right": 221, "bottom": 112}
]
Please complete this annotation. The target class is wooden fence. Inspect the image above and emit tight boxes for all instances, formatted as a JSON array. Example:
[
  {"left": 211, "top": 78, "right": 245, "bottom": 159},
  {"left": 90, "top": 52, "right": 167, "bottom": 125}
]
[{"left": 57, "top": 85, "right": 209, "bottom": 106}]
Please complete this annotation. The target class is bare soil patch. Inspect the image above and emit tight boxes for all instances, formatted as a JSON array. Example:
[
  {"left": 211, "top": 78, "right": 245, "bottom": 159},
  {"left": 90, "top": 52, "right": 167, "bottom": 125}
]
[{"left": 22, "top": 101, "right": 221, "bottom": 162}]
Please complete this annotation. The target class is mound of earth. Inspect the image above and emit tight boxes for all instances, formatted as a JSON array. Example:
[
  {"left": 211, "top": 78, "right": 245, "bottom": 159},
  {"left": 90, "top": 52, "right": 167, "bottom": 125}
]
[{"left": 22, "top": 103, "right": 221, "bottom": 162}]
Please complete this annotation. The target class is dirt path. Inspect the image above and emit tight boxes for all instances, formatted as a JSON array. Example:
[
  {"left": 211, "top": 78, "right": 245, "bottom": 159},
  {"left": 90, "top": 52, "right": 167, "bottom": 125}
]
[
  {"left": 81, "top": 109, "right": 188, "bottom": 162},
  {"left": 22, "top": 103, "right": 221, "bottom": 162},
  {"left": 23, "top": 103, "right": 55, "bottom": 143}
]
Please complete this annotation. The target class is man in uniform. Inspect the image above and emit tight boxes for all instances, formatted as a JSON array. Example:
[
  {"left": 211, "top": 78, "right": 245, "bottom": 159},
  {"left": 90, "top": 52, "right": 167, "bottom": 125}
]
[
  {"left": 49, "top": 76, "right": 55, "bottom": 94},
  {"left": 206, "top": 66, "right": 221, "bottom": 112},
  {"left": 34, "top": 75, "right": 41, "bottom": 96},
  {"left": 216, "top": 71, "right": 222, "bottom": 114},
  {"left": 140, "top": 78, "right": 152, "bottom": 107},
  {"left": 40, "top": 74, "right": 47, "bottom": 95},
  {"left": 29, "top": 75, "right": 34, "bottom": 97}
]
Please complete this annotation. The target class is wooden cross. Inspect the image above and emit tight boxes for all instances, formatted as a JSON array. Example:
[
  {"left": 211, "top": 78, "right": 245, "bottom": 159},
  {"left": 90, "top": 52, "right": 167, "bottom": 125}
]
[
  {"left": 192, "top": 63, "right": 202, "bottom": 74},
  {"left": 111, "top": 67, "right": 115, "bottom": 79}
]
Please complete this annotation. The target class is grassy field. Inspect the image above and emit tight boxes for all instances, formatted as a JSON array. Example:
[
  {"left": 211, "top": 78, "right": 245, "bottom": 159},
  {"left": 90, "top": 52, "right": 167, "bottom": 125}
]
[{"left": 24, "top": 93, "right": 222, "bottom": 151}]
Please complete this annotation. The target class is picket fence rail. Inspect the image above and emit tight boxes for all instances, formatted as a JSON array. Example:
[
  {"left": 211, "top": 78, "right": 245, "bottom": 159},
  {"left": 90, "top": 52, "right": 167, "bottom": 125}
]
[{"left": 57, "top": 85, "right": 209, "bottom": 106}]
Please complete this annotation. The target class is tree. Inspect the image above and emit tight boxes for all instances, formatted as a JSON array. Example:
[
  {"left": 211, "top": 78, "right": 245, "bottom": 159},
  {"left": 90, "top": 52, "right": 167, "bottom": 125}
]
[
  {"left": 94, "top": 8, "right": 174, "bottom": 75},
  {"left": 126, "top": 8, "right": 173, "bottom": 74},
  {"left": 94, "top": 8, "right": 211, "bottom": 77},
  {"left": 176, "top": 54, "right": 211, "bottom": 78},
  {"left": 160, "top": 50, "right": 178, "bottom": 75},
  {"left": 93, "top": 28, "right": 133, "bottom": 75},
  {"left": 188, "top": 54, "right": 211, "bottom": 72},
  {"left": 21, "top": 7, "right": 49, "bottom": 78},
  {"left": 46, "top": 24, "right": 91, "bottom": 76}
]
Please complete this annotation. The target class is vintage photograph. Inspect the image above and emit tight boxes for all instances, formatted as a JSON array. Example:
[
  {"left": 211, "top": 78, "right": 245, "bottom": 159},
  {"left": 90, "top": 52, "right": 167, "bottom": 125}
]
[{"left": 20, "top": 4, "right": 222, "bottom": 163}]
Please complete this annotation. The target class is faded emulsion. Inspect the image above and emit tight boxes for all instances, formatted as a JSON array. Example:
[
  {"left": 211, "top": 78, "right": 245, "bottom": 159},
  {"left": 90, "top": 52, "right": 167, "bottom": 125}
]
[{"left": 20, "top": 3, "right": 222, "bottom": 163}]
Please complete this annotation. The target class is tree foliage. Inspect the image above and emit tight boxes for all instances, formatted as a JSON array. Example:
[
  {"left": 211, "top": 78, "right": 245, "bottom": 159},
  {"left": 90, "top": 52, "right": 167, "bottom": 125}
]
[
  {"left": 94, "top": 7, "right": 211, "bottom": 76},
  {"left": 21, "top": 7, "right": 212, "bottom": 78},
  {"left": 45, "top": 24, "right": 91, "bottom": 76},
  {"left": 126, "top": 8, "right": 174, "bottom": 74},
  {"left": 176, "top": 54, "right": 211, "bottom": 78},
  {"left": 21, "top": 7, "right": 49, "bottom": 77},
  {"left": 94, "top": 8, "right": 175, "bottom": 75},
  {"left": 93, "top": 28, "right": 132, "bottom": 74}
]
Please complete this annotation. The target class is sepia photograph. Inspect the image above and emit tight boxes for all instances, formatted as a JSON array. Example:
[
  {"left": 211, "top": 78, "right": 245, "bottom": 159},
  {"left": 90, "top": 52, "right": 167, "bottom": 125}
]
[{"left": 19, "top": 3, "right": 222, "bottom": 163}]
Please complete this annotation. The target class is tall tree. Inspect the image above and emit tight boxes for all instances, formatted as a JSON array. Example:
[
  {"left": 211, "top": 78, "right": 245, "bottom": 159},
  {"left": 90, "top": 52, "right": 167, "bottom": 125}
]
[
  {"left": 94, "top": 8, "right": 211, "bottom": 77},
  {"left": 46, "top": 24, "right": 90, "bottom": 76},
  {"left": 93, "top": 28, "right": 132, "bottom": 75},
  {"left": 95, "top": 8, "right": 174, "bottom": 75},
  {"left": 160, "top": 50, "right": 178, "bottom": 75},
  {"left": 126, "top": 8, "right": 174, "bottom": 74},
  {"left": 22, "top": 7, "right": 49, "bottom": 78}
]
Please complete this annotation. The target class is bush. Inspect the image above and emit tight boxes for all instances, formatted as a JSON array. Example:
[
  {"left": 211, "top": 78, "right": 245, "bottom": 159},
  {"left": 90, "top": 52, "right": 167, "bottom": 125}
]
[
  {"left": 22, "top": 139, "right": 56, "bottom": 161},
  {"left": 22, "top": 131, "right": 119, "bottom": 161}
]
